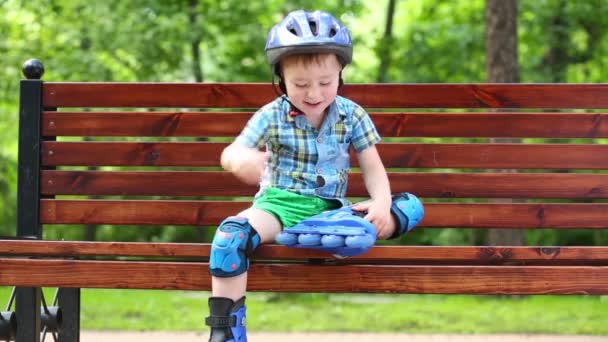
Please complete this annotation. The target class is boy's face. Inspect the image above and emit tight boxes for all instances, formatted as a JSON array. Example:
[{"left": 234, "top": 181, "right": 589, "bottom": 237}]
[{"left": 281, "top": 53, "right": 342, "bottom": 119}]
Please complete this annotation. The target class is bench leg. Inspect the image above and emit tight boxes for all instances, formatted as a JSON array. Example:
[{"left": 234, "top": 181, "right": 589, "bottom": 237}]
[
  {"left": 16, "top": 287, "right": 41, "bottom": 342},
  {"left": 57, "top": 288, "right": 80, "bottom": 342}
]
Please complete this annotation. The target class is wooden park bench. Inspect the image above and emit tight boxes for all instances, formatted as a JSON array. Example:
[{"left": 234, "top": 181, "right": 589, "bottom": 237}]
[{"left": 1, "top": 59, "right": 607, "bottom": 341}]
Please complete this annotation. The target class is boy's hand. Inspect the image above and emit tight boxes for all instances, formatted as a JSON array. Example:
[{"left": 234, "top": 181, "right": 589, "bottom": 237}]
[
  {"left": 352, "top": 199, "right": 393, "bottom": 239},
  {"left": 231, "top": 149, "right": 270, "bottom": 185}
]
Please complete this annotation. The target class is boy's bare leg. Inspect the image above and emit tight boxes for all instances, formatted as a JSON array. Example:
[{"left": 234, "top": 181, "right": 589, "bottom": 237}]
[
  {"left": 207, "top": 208, "right": 281, "bottom": 342},
  {"left": 211, "top": 208, "right": 282, "bottom": 300}
]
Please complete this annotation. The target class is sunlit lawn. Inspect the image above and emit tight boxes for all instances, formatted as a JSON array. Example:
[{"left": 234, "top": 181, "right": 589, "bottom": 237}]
[{"left": 1, "top": 288, "right": 603, "bottom": 334}]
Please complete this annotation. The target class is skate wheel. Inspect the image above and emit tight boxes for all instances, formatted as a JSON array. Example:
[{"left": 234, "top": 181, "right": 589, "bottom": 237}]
[
  {"left": 321, "top": 234, "right": 345, "bottom": 248},
  {"left": 275, "top": 232, "right": 298, "bottom": 245},
  {"left": 298, "top": 234, "right": 321, "bottom": 246},
  {"left": 345, "top": 234, "right": 375, "bottom": 248}
]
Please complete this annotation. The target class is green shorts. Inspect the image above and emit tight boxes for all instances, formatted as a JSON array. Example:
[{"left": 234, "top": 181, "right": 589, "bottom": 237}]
[{"left": 252, "top": 187, "right": 341, "bottom": 228}]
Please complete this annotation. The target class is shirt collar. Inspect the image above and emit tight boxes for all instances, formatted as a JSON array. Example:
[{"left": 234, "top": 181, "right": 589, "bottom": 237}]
[{"left": 283, "top": 96, "right": 346, "bottom": 129}]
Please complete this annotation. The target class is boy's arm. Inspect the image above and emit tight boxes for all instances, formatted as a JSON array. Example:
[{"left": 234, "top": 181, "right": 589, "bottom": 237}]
[
  {"left": 221, "top": 141, "right": 269, "bottom": 185},
  {"left": 222, "top": 105, "right": 273, "bottom": 185},
  {"left": 354, "top": 145, "right": 393, "bottom": 239}
]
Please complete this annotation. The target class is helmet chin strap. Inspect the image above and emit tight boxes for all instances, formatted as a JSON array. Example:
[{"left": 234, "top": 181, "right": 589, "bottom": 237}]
[{"left": 270, "top": 76, "right": 303, "bottom": 115}]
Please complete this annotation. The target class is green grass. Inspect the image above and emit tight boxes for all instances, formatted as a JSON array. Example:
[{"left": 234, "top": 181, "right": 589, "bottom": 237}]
[{"left": 2, "top": 288, "right": 604, "bottom": 334}]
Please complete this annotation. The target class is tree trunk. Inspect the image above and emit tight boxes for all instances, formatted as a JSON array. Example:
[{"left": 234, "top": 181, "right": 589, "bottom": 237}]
[
  {"left": 544, "top": 0, "right": 568, "bottom": 82},
  {"left": 486, "top": 0, "right": 519, "bottom": 83},
  {"left": 485, "top": 0, "right": 524, "bottom": 246},
  {"left": 83, "top": 137, "right": 98, "bottom": 241},
  {"left": 79, "top": 19, "right": 97, "bottom": 241},
  {"left": 188, "top": 0, "right": 208, "bottom": 242},
  {"left": 376, "top": 0, "right": 397, "bottom": 83},
  {"left": 189, "top": 0, "right": 204, "bottom": 83}
]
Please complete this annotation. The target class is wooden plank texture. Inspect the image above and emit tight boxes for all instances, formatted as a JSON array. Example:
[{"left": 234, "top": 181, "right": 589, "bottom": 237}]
[
  {"left": 43, "top": 111, "right": 251, "bottom": 137},
  {"left": 41, "top": 141, "right": 608, "bottom": 169},
  {"left": 376, "top": 143, "right": 608, "bottom": 170},
  {"left": 41, "top": 199, "right": 247, "bottom": 226},
  {"left": 43, "top": 141, "right": 225, "bottom": 167},
  {"left": 40, "top": 200, "right": 608, "bottom": 229},
  {"left": 43, "top": 83, "right": 608, "bottom": 109},
  {"left": 40, "top": 170, "right": 608, "bottom": 199},
  {"left": 42, "top": 112, "right": 608, "bottom": 138},
  {"left": 17, "top": 81, "right": 608, "bottom": 297},
  {"left": 1, "top": 240, "right": 607, "bottom": 266},
  {"left": 0, "top": 258, "right": 606, "bottom": 294},
  {"left": 372, "top": 112, "right": 608, "bottom": 138}
]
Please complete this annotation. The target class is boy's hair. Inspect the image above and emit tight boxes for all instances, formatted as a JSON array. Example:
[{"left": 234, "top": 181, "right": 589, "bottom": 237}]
[{"left": 278, "top": 53, "right": 343, "bottom": 76}]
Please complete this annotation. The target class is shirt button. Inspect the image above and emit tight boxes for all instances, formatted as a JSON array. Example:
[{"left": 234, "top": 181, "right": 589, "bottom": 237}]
[
  {"left": 317, "top": 137, "right": 323, "bottom": 143},
  {"left": 316, "top": 176, "right": 326, "bottom": 186}
]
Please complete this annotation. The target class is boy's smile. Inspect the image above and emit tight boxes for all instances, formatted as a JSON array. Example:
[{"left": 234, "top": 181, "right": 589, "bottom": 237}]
[{"left": 281, "top": 53, "right": 342, "bottom": 127}]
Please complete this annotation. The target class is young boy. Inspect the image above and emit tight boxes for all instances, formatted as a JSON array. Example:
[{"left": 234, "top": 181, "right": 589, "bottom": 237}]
[{"left": 205, "top": 10, "right": 423, "bottom": 342}]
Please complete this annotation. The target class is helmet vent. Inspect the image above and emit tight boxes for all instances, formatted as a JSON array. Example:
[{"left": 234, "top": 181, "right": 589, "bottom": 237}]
[
  {"left": 265, "top": 10, "right": 353, "bottom": 67},
  {"left": 309, "top": 21, "right": 318, "bottom": 35}
]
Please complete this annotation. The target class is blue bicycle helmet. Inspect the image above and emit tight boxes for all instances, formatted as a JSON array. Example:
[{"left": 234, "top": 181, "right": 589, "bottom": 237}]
[{"left": 265, "top": 10, "right": 352, "bottom": 75}]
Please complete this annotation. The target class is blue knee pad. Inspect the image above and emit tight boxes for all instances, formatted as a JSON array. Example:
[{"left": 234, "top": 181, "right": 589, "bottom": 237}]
[
  {"left": 276, "top": 206, "right": 377, "bottom": 258},
  {"left": 389, "top": 192, "right": 424, "bottom": 239},
  {"left": 209, "top": 216, "right": 261, "bottom": 278}
]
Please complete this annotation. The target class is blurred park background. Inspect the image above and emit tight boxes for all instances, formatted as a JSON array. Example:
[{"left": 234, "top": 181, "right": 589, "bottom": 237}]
[
  {"left": 1, "top": 0, "right": 608, "bottom": 334},
  {"left": 3, "top": 0, "right": 608, "bottom": 246}
]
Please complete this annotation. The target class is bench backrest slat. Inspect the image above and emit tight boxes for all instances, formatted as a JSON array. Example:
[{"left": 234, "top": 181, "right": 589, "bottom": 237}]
[
  {"left": 40, "top": 170, "right": 608, "bottom": 199},
  {"left": 40, "top": 200, "right": 608, "bottom": 229},
  {"left": 43, "top": 83, "right": 608, "bottom": 109},
  {"left": 42, "top": 141, "right": 608, "bottom": 169},
  {"left": 43, "top": 111, "right": 608, "bottom": 138}
]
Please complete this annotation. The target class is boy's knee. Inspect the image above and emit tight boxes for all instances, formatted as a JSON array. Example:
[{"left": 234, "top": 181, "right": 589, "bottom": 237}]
[{"left": 209, "top": 216, "right": 261, "bottom": 277}]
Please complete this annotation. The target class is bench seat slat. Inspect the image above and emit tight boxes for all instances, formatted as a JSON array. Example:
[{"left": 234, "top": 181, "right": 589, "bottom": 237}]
[
  {"left": 41, "top": 170, "right": 608, "bottom": 199},
  {"left": 42, "top": 141, "right": 608, "bottom": 169},
  {"left": 0, "top": 258, "right": 606, "bottom": 294},
  {"left": 43, "top": 112, "right": 608, "bottom": 138},
  {"left": 43, "top": 83, "right": 608, "bottom": 109},
  {"left": 0, "top": 241, "right": 607, "bottom": 266},
  {"left": 41, "top": 200, "right": 608, "bottom": 229}
]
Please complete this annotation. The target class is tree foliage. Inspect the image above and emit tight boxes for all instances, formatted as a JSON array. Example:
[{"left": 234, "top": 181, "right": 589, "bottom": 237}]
[{"left": 1, "top": 0, "right": 608, "bottom": 245}]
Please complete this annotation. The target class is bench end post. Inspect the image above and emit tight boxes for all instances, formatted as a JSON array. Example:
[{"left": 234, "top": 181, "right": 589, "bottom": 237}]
[
  {"left": 16, "top": 59, "right": 45, "bottom": 342},
  {"left": 22, "top": 59, "right": 45, "bottom": 80}
]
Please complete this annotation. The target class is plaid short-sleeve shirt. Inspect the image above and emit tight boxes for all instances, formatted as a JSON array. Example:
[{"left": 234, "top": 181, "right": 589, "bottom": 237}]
[{"left": 235, "top": 95, "right": 381, "bottom": 204}]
